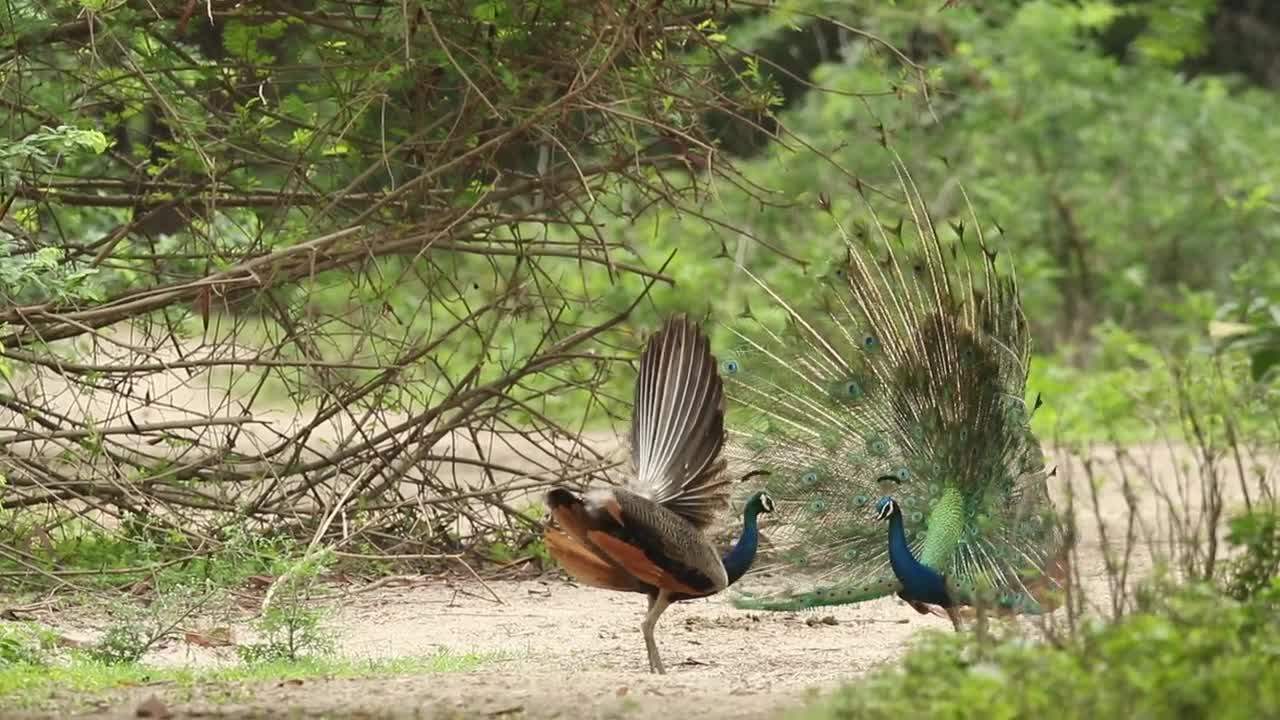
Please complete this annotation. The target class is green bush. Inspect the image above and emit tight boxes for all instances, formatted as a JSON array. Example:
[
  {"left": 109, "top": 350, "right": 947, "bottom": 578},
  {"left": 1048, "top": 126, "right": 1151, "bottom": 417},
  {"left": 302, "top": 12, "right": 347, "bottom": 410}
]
[
  {"left": 1225, "top": 504, "right": 1280, "bottom": 602},
  {"left": 798, "top": 582, "right": 1280, "bottom": 720},
  {"left": 83, "top": 625, "right": 152, "bottom": 666},
  {"left": 236, "top": 550, "right": 336, "bottom": 664},
  {"left": 0, "top": 623, "right": 56, "bottom": 667}
]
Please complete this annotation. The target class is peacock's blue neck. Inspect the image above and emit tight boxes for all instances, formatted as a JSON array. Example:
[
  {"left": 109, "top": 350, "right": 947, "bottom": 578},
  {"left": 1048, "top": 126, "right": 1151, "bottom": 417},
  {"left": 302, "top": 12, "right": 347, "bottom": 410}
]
[
  {"left": 722, "top": 506, "right": 762, "bottom": 585},
  {"left": 886, "top": 506, "right": 953, "bottom": 607}
]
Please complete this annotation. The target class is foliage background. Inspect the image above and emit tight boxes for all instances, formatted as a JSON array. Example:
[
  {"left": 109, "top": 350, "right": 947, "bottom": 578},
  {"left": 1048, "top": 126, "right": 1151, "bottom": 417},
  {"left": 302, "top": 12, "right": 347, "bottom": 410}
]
[{"left": 1, "top": 0, "right": 1278, "bottom": 572}]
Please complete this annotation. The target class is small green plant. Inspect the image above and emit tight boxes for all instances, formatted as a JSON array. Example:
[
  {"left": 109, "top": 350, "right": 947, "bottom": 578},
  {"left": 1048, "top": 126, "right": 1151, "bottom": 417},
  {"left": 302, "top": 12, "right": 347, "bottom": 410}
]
[
  {"left": 1223, "top": 503, "right": 1280, "bottom": 602},
  {"left": 85, "top": 583, "right": 221, "bottom": 665},
  {"left": 486, "top": 536, "right": 550, "bottom": 567},
  {"left": 236, "top": 550, "right": 336, "bottom": 664},
  {"left": 485, "top": 502, "right": 552, "bottom": 566},
  {"left": 1211, "top": 272, "right": 1280, "bottom": 383},
  {"left": 236, "top": 604, "right": 335, "bottom": 664},
  {"left": 0, "top": 622, "right": 56, "bottom": 667},
  {"left": 84, "top": 623, "right": 152, "bottom": 666}
]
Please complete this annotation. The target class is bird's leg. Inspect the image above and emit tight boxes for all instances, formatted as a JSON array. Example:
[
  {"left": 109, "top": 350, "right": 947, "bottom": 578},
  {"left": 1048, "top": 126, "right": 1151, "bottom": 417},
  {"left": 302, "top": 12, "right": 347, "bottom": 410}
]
[
  {"left": 642, "top": 590, "right": 672, "bottom": 675},
  {"left": 946, "top": 606, "right": 963, "bottom": 633},
  {"left": 642, "top": 593, "right": 659, "bottom": 672}
]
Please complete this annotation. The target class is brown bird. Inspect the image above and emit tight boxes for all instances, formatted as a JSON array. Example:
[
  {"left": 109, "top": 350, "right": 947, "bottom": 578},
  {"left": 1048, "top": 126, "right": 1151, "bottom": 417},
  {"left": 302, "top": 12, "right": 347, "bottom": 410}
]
[{"left": 544, "top": 315, "right": 771, "bottom": 674}]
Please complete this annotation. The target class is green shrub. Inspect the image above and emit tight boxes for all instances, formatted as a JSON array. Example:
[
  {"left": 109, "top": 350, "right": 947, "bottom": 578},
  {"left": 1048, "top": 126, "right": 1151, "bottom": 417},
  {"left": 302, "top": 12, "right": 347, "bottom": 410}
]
[
  {"left": 798, "top": 583, "right": 1280, "bottom": 720},
  {"left": 0, "top": 623, "right": 56, "bottom": 667},
  {"left": 236, "top": 550, "right": 336, "bottom": 664},
  {"left": 83, "top": 624, "right": 152, "bottom": 666},
  {"left": 1224, "top": 504, "right": 1280, "bottom": 602}
]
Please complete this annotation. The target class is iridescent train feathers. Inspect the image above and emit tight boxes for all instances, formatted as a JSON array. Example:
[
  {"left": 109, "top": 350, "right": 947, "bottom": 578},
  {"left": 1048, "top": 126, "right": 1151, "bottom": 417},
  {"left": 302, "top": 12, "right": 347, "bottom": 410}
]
[{"left": 721, "top": 155, "right": 1071, "bottom": 614}]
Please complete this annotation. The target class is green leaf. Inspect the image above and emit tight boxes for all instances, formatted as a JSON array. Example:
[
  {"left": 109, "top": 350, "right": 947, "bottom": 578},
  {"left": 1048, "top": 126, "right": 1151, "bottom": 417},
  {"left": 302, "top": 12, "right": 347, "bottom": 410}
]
[
  {"left": 472, "top": 1, "right": 503, "bottom": 22},
  {"left": 1077, "top": 2, "right": 1125, "bottom": 29},
  {"left": 1252, "top": 347, "right": 1280, "bottom": 383}
]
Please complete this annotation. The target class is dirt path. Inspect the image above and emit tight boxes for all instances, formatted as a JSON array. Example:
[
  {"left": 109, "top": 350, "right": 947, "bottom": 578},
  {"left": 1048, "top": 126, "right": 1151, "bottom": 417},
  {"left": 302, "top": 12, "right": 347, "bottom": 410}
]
[
  {"left": 15, "top": 577, "right": 967, "bottom": 720},
  {"left": 5, "top": 438, "right": 1269, "bottom": 719},
  {"left": 11, "top": 514, "right": 1153, "bottom": 720}
]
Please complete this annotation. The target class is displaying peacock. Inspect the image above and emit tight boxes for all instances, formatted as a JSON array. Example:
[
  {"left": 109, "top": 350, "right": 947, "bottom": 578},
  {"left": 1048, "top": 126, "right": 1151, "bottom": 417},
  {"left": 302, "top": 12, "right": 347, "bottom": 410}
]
[
  {"left": 720, "top": 158, "right": 1070, "bottom": 627},
  {"left": 544, "top": 315, "right": 774, "bottom": 673}
]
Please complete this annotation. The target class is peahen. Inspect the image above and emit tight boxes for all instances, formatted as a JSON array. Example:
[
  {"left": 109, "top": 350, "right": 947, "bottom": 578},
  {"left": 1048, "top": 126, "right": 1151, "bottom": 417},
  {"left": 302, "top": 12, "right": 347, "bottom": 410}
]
[
  {"left": 543, "top": 315, "right": 774, "bottom": 673},
  {"left": 720, "top": 159, "right": 1070, "bottom": 627}
]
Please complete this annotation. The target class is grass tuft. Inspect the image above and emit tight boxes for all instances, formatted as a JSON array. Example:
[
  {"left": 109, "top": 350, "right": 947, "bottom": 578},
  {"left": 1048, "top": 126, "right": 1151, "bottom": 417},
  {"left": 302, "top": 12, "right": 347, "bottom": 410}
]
[{"left": 0, "top": 649, "right": 508, "bottom": 711}]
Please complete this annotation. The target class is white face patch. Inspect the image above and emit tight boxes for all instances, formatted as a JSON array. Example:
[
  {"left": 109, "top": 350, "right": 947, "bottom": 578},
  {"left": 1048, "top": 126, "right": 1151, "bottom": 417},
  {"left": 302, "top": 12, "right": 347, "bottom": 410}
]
[{"left": 760, "top": 494, "right": 775, "bottom": 513}]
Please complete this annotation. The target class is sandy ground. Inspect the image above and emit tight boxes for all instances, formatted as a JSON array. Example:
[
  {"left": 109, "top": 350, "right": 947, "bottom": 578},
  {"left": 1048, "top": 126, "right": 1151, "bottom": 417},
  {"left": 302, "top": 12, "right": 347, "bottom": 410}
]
[
  {"left": 6, "top": 440, "right": 1261, "bottom": 720},
  {"left": 5, "top": 576, "right": 993, "bottom": 720},
  {"left": 2, "top": 325, "right": 1275, "bottom": 719}
]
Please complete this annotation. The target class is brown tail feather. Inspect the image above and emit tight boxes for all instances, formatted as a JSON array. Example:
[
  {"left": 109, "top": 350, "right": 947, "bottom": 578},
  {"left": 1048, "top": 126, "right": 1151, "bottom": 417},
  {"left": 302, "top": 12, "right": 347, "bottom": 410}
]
[
  {"left": 586, "top": 530, "right": 706, "bottom": 596},
  {"left": 544, "top": 486, "right": 721, "bottom": 598},
  {"left": 544, "top": 530, "right": 645, "bottom": 593},
  {"left": 546, "top": 487, "right": 593, "bottom": 542}
]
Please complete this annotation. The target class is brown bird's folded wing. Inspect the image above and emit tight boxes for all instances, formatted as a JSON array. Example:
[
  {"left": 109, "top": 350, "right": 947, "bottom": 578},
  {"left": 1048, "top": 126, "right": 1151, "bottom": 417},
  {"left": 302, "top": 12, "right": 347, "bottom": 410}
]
[
  {"left": 544, "top": 529, "right": 646, "bottom": 593},
  {"left": 545, "top": 487, "right": 727, "bottom": 598}
]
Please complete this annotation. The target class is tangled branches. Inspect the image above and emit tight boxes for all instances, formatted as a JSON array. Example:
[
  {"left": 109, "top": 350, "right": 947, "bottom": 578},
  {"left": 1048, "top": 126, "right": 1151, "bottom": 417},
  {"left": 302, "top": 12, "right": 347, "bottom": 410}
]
[{"left": 0, "top": 0, "right": 788, "bottom": 581}]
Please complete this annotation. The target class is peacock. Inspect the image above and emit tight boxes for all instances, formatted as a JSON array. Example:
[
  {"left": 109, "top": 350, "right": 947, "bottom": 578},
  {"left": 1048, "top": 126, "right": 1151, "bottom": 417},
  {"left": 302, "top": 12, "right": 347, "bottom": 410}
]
[
  {"left": 543, "top": 315, "right": 774, "bottom": 673},
  {"left": 719, "top": 158, "right": 1070, "bottom": 628}
]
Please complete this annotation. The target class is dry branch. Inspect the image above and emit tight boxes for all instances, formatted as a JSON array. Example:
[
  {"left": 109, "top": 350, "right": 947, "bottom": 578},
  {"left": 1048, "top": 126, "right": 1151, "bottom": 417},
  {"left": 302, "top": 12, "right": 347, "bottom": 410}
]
[{"left": 0, "top": 0, "right": 814, "bottom": 584}]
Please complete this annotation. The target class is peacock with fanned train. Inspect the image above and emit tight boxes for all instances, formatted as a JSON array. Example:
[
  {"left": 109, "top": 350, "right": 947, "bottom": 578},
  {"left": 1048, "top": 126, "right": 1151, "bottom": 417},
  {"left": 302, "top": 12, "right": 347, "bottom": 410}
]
[
  {"left": 544, "top": 316, "right": 773, "bottom": 673},
  {"left": 720, "top": 160, "right": 1071, "bottom": 628}
]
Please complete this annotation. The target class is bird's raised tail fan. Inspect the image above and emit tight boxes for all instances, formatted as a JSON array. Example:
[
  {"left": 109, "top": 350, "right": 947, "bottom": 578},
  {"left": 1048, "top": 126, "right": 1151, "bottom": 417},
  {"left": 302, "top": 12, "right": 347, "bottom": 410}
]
[
  {"left": 543, "top": 316, "right": 775, "bottom": 673},
  {"left": 720, "top": 156, "right": 1072, "bottom": 624}
]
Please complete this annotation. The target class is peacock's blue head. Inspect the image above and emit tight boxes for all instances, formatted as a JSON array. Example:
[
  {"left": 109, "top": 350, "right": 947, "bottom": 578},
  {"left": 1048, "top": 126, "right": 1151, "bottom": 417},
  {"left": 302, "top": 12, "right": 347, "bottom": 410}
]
[
  {"left": 746, "top": 490, "right": 776, "bottom": 515},
  {"left": 874, "top": 496, "right": 899, "bottom": 522},
  {"left": 740, "top": 471, "right": 774, "bottom": 517}
]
